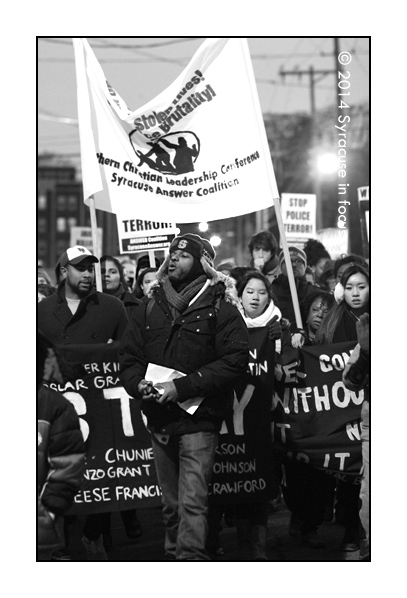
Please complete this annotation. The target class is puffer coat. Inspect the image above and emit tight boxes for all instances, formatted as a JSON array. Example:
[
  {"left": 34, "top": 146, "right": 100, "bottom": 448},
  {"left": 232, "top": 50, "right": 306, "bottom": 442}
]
[
  {"left": 38, "top": 385, "right": 85, "bottom": 553},
  {"left": 118, "top": 279, "right": 249, "bottom": 435}
]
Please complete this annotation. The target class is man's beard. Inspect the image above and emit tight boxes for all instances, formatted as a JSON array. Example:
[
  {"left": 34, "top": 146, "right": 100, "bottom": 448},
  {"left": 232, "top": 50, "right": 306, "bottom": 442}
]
[
  {"left": 169, "top": 258, "right": 205, "bottom": 291},
  {"left": 68, "top": 279, "right": 93, "bottom": 298}
]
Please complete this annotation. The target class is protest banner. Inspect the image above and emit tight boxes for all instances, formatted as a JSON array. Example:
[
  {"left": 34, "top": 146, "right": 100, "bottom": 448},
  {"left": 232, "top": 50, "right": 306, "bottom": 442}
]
[
  {"left": 73, "top": 36, "right": 303, "bottom": 328},
  {"left": 272, "top": 342, "right": 363, "bottom": 483},
  {"left": 281, "top": 193, "right": 316, "bottom": 246},
  {"left": 46, "top": 343, "right": 161, "bottom": 514},
  {"left": 46, "top": 338, "right": 363, "bottom": 511},
  {"left": 73, "top": 38, "right": 279, "bottom": 223},
  {"left": 209, "top": 327, "right": 276, "bottom": 505}
]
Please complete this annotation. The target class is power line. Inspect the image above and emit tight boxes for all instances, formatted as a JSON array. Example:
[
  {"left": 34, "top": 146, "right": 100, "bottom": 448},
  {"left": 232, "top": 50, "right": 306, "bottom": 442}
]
[
  {"left": 38, "top": 50, "right": 368, "bottom": 64},
  {"left": 38, "top": 37, "right": 204, "bottom": 49},
  {"left": 257, "top": 78, "right": 334, "bottom": 90}
]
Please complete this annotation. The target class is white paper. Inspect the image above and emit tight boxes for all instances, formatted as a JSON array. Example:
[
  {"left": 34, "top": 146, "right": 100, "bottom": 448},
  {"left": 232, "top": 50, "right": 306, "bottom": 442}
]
[{"left": 145, "top": 363, "right": 204, "bottom": 415}]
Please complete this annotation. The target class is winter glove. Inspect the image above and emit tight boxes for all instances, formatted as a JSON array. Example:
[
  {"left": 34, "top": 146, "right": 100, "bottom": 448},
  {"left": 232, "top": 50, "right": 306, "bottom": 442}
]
[
  {"left": 291, "top": 330, "right": 306, "bottom": 348},
  {"left": 268, "top": 315, "right": 282, "bottom": 340}
]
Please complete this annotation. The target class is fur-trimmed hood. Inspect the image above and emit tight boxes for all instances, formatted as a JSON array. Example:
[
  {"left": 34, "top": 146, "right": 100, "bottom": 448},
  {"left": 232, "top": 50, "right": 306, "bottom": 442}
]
[{"left": 148, "top": 254, "right": 240, "bottom": 307}]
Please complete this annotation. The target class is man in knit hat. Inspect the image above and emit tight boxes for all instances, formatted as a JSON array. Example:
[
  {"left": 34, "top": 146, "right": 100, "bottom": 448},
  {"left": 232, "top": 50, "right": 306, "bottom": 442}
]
[
  {"left": 119, "top": 233, "right": 249, "bottom": 561},
  {"left": 271, "top": 245, "right": 320, "bottom": 326}
]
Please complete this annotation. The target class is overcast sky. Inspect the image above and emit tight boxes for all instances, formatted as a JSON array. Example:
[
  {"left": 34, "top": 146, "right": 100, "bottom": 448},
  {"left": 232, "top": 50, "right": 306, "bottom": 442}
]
[{"left": 38, "top": 37, "right": 369, "bottom": 166}]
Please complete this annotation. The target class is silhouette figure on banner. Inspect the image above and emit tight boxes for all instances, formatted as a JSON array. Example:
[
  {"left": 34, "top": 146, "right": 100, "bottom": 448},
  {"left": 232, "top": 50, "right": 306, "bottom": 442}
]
[{"left": 131, "top": 132, "right": 200, "bottom": 176}]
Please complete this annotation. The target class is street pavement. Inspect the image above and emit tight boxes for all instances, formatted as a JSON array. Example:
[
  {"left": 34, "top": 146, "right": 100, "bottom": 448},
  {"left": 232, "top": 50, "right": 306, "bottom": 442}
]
[{"left": 63, "top": 499, "right": 365, "bottom": 562}]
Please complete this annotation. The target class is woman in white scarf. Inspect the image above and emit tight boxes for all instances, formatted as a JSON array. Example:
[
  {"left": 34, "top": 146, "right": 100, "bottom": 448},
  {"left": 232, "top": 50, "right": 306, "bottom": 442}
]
[
  {"left": 237, "top": 271, "right": 282, "bottom": 348},
  {"left": 232, "top": 271, "right": 282, "bottom": 561}
]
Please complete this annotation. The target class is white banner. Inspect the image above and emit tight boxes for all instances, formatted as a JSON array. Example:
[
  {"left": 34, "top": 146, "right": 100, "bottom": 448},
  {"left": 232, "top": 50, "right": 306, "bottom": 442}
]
[{"left": 73, "top": 38, "right": 279, "bottom": 223}]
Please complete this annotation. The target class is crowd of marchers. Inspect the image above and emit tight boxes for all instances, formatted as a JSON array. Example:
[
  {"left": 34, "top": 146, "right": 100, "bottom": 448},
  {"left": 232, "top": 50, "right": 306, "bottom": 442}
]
[{"left": 37, "top": 230, "right": 369, "bottom": 562}]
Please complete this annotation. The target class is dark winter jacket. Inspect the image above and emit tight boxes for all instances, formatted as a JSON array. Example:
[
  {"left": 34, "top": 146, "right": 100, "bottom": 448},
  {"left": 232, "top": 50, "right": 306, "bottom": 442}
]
[
  {"left": 38, "top": 385, "right": 85, "bottom": 552},
  {"left": 332, "top": 308, "right": 359, "bottom": 343},
  {"left": 38, "top": 281, "right": 129, "bottom": 346},
  {"left": 118, "top": 279, "right": 249, "bottom": 435},
  {"left": 343, "top": 344, "right": 370, "bottom": 395},
  {"left": 108, "top": 284, "right": 142, "bottom": 318},
  {"left": 271, "top": 274, "right": 320, "bottom": 326}
]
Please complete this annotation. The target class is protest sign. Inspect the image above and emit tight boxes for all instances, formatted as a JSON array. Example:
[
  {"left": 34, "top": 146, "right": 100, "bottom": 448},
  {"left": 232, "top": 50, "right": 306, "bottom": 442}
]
[
  {"left": 281, "top": 193, "right": 316, "bottom": 245},
  {"left": 73, "top": 38, "right": 279, "bottom": 223},
  {"left": 116, "top": 216, "right": 176, "bottom": 254},
  {"left": 272, "top": 342, "right": 363, "bottom": 483},
  {"left": 47, "top": 343, "right": 161, "bottom": 514},
  {"left": 209, "top": 327, "right": 276, "bottom": 505},
  {"left": 70, "top": 226, "right": 103, "bottom": 254},
  {"left": 358, "top": 186, "right": 369, "bottom": 257},
  {"left": 316, "top": 227, "right": 349, "bottom": 259}
]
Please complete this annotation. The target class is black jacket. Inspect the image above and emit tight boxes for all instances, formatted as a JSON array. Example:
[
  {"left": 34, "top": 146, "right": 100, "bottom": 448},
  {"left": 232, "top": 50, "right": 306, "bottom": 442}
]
[
  {"left": 107, "top": 284, "right": 142, "bottom": 318},
  {"left": 118, "top": 280, "right": 249, "bottom": 435},
  {"left": 271, "top": 274, "right": 320, "bottom": 326},
  {"left": 38, "top": 281, "right": 129, "bottom": 346},
  {"left": 38, "top": 385, "right": 85, "bottom": 552}
]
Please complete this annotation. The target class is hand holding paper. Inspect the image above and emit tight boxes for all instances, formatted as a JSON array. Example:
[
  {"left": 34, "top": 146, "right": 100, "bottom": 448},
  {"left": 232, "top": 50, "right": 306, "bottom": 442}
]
[
  {"left": 145, "top": 363, "right": 204, "bottom": 415},
  {"left": 154, "top": 380, "right": 179, "bottom": 405},
  {"left": 138, "top": 379, "right": 160, "bottom": 401}
]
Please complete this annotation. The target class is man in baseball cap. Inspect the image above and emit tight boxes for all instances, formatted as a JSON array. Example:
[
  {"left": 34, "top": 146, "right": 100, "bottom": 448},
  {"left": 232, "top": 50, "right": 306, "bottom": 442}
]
[
  {"left": 39, "top": 243, "right": 127, "bottom": 346},
  {"left": 38, "top": 244, "right": 129, "bottom": 561},
  {"left": 54, "top": 246, "right": 98, "bottom": 286},
  {"left": 58, "top": 245, "right": 99, "bottom": 268}
]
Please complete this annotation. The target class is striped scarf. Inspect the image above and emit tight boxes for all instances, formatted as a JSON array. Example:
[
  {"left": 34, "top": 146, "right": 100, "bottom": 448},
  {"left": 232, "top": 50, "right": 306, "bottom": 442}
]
[{"left": 162, "top": 275, "right": 207, "bottom": 319}]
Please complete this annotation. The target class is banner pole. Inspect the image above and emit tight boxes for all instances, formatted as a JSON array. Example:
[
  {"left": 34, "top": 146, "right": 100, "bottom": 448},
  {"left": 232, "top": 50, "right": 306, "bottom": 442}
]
[
  {"left": 89, "top": 195, "right": 103, "bottom": 291},
  {"left": 148, "top": 250, "right": 156, "bottom": 268},
  {"left": 241, "top": 38, "right": 303, "bottom": 329},
  {"left": 273, "top": 198, "right": 303, "bottom": 328}
]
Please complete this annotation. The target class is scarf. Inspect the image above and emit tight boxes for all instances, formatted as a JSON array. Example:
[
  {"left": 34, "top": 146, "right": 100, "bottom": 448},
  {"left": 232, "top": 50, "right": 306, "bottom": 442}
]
[
  {"left": 162, "top": 275, "right": 207, "bottom": 319},
  {"left": 238, "top": 299, "right": 281, "bottom": 328},
  {"left": 238, "top": 299, "right": 282, "bottom": 353}
]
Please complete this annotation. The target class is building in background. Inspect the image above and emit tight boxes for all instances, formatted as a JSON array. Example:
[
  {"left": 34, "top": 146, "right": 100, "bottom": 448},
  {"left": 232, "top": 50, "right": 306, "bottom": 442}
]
[{"left": 38, "top": 155, "right": 118, "bottom": 277}]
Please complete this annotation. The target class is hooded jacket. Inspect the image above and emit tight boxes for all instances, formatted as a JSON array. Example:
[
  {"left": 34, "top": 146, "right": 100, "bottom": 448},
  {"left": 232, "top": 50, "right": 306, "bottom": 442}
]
[
  {"left": 38, "top": 385, "right": 85, "bottom": 553},
  {"left": 118, "top": 272, "right": 249, "bottom": 435},
  {"left": 38, "top": 281, "right": 129, "bottom": 346}
]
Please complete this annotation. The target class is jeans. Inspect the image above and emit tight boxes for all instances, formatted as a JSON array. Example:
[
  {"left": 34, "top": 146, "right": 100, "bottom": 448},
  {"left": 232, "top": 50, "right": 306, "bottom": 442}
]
[
  {"left": 360, "top": 401, "right": 369, "bottom": 542},
  {"left": 151, "top": 431, "right": 218, "bottom": 561}
]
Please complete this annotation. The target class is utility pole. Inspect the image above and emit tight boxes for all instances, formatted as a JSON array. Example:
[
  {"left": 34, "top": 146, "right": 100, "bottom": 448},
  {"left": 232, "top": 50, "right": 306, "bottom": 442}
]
[
  {"left": 279, "top": 39, "right": 341, "bottom": 230},
  {"left": 334, "top": 37, "right": 343, "bottom": 121}
]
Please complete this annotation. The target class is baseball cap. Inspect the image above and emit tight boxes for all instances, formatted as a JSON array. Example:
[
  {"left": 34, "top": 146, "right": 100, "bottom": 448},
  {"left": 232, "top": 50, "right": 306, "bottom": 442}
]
[{"left": 59, "top": 245, "right": 99, "bottom": 268}]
